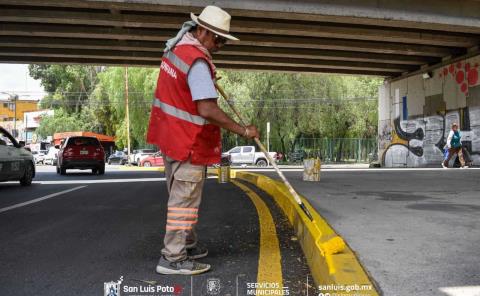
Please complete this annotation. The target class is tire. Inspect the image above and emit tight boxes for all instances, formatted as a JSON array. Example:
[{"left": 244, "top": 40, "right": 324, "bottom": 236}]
[
  {"left": 256, "top": 159, "right": 268, "bottom": 167},
  {"left": 20, "top": 162, "right": 34, "bottom": 186},
  {"left": 98, "top": 166, "right": 105, "bottom": 175},
  {"left": 60, "top": 166, "right": 66, "bottom": 175},
  {"left": 143, "top": 161, "right": 152, "bottom": 167},
  {"left": 120, "top": 159, "right": 126, "bottom": 165},
  {"left": 56, "top": 166, "right": 60, "bottom": 174}
]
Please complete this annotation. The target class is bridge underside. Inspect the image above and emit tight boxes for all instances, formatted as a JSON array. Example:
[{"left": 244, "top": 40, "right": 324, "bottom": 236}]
[{"left": 0, "top": 0, "right": 479, "bottom": 78}]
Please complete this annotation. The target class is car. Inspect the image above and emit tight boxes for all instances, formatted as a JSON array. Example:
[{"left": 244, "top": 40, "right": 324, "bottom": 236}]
[
  {"left": 44, "top": 146, "right": 59, "bottom": 166},
  {"left": 56, "top": 136, "right": 105, "bottom": 175},
  {"left": 222, "top": 146, "right": 277, "bottom": 166},
  {"left": 140, "top": 152, "right": 164, "bottom": 167},
  {"left": 107, "top": 151, "right": 128, "bottom": 165},
  {"left": 0, "top": 127, "right": 35, "bottom": 186},
  {"left": 32, "top": 150, "right": 47, "bottom": 164},
  {"left": 129, "top": 149, "right": 156, "bottom": 165},
  {"left": 288, "top": 149, "right": 306, "bottom": 163}
]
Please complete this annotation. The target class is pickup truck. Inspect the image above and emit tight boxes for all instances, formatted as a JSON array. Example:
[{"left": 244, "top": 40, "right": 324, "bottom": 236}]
[{"left": 222, "top": 146, "right": 277, "bottom": 166}]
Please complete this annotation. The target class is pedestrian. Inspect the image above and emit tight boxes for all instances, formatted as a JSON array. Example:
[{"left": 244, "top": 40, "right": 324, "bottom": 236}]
[
  {"left": 442, "top": 123, "right": 467, "bottom": 168},
  {"left": 147, "top": 5, "right": 260, "bottom": 275}
]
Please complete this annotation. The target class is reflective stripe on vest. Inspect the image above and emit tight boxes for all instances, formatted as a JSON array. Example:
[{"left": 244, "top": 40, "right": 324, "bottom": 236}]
[
  {"left": 164, "top": 51, "right": 190, "bottom": 74},
  {"left": 153, "top": 98, "right": 209, "bottom": 126}
]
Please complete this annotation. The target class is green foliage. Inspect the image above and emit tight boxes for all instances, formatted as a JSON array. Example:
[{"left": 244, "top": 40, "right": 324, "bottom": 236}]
[
  {"left": 94, "top": 67, "right": 159, "bottom": 149},
  {"left": 35, "top": 109, "right": 95, "bottom": 138},
  {"left": 218, "top": 70, "right": 382, "bottom": 154},
  {"left": 29, "top": 64, "right": 101, "bottom": 114},
  {"left": 32, "top": 63, "right": 381, "bottom": 155}
]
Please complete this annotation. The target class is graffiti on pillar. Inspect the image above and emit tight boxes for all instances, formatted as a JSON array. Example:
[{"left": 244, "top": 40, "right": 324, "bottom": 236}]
[
  {"left": 381, "top": 56, "right": 480, "bottom": 167},
  {"left": 382, "top": 108, "right": 480, "bottom": 167},
  {"left": 439, "top": 61, "right": 479, "bottom": 95}
]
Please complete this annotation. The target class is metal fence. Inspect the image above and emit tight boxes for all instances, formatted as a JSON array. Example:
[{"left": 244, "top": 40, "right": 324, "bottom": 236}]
[{"left": 222, "top": 136, "right": 377, "bottom": 164}]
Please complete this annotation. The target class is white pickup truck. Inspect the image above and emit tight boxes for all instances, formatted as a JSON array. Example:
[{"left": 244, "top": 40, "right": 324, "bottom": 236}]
[{"left": 222, "top": 146, "right": 277, "bottom": 166}]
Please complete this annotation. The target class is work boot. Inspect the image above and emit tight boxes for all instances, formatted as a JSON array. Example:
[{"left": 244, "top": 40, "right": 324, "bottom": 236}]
[
  {"left": 156, "top": 256, "right": 210, "bottom": 275},
  {"left": 187, "top": 244, "right": 209, "bottom": 260}
]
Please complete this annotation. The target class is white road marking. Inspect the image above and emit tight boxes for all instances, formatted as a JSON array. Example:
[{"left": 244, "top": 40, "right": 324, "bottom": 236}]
[
  {"left": 33, "top": 178, "right": 167, "bottom": 185},
  {"left": 0, "top": 186, "right": 87, "bottom": 213},
  {"left": 3, "top": 176, "right": 218, "bottom": 185},
  {"left": 235, "top": 168, "right": 480, "bottom": 172},
  {"left": 439, "top": 286, "right": 480, "bottom": 296}
]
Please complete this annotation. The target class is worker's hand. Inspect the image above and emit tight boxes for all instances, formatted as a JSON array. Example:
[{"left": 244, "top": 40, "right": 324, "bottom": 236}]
[{"left": 243, "top": 125, "right": 260, "bottom": 139}]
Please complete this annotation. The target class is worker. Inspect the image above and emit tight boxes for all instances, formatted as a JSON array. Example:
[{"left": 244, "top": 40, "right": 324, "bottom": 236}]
[
  {"left": 442, "top": 122, "right": 466, "bottom": 168},
  {"left": 147, "top": 5, "right": 260, "bottom": 275}
]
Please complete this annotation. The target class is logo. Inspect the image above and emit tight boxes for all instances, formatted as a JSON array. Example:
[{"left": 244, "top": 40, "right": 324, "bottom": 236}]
[
  {"left": 160, "top": 61, "right": 177, "bottom": 79},
  {"left": 104, "top": 276, "right": 124, "bottom": 296},
  {"left": 206, "top": 278, "right": 221, "bottom": 295}
]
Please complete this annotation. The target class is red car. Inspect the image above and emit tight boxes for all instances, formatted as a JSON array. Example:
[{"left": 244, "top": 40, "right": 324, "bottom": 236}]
[
  {"left": 57, "top": 136, "right": 105, "bottom": 175},
  {"left": 140, "top": 152, "right": 164, "bottom": 167}
]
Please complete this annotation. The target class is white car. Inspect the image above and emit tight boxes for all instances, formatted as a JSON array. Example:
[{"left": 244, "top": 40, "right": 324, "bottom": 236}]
[
  {"left": 44, "top": 146, "right": 59, "bottom": 166},
  {"left": 32, "top": 150, "right": 47, "bottom": 164},
  {"left": 0, "top": 127, "right": 35, "bottom": 186}
]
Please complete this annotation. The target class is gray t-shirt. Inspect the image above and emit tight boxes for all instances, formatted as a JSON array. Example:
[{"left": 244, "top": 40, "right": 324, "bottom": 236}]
[{"left": 187, "top": 59, "right": 218, "bottom": 101}]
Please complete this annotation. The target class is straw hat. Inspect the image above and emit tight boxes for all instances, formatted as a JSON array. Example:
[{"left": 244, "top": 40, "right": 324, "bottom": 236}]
[{"left": 191, "top": 6, "right": 239, "bottom": 41}]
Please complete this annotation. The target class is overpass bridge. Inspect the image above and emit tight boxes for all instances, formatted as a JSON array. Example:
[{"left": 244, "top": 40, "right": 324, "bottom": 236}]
[{"left": 0, "top": 0, "right": 479, "bottom": 78}]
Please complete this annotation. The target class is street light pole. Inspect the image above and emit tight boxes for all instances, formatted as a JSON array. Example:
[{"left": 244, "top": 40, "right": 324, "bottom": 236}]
[
  {"left": 13, "top": 94, "right": 17, "bottom": 138},
  {"left": 125, "top": 66, "right": 131, "bottom": 165}
]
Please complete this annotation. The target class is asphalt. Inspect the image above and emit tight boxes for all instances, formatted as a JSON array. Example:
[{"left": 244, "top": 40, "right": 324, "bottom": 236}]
[
  {"left": 0, "top": 166, "right": 314, "bottom": 296},
  {"left": 262, "top": 168, "right": 480, "bottom": 296}
]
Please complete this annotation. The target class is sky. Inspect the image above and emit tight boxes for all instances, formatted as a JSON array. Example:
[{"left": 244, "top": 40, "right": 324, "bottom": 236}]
[{"left": 0, "top": 64, "right": 46, "bottom": 101}]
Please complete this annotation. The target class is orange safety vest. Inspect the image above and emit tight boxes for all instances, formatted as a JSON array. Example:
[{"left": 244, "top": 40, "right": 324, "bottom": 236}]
[{"left": 147, "top": 45, "right": 221, "bottom": 165}]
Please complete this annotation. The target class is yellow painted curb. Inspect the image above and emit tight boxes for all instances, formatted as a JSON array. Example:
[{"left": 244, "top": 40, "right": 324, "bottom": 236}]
[{"left": 232, "top": 171, "right": 380, "bottom": 295}]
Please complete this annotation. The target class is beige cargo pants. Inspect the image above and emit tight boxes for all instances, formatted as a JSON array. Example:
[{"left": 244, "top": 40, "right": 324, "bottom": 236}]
[{"left": 161, "top": 156, "right": 206, "bottom": 262}]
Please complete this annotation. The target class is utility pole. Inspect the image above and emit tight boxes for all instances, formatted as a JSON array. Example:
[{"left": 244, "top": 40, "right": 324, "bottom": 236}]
[
  {"left": 125, "top": 66, "right": 131, "bottom": 165},
  {"left": 266, "top": 121, "right": 270, "bottom": 166}
]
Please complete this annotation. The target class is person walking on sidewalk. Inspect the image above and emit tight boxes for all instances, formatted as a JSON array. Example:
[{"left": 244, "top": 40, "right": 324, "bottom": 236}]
[
  {"left": 147, "top": 6, "right": 259, "bottom": 275},
  {"left": 442, "top": 123, "right": 466, "bottom": 168}
]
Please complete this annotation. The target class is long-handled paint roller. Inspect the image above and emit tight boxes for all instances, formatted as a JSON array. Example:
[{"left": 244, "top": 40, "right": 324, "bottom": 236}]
[{"left": 215, "top": 82, "right": 315, "bottom": 221}]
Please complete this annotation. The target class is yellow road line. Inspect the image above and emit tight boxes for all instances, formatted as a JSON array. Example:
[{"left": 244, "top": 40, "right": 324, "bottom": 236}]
[{"left": 231, "top": 180, "right": 284, "bottom": 294}]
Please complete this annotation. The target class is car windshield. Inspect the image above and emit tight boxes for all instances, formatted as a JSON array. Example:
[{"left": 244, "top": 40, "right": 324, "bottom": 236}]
[
  {"left": 229, "top": 147, "right": 241, "bottom": 153},
  {"left": 68, "top": 137, "right": 99, "bottom": 146},
  {"left": 114, "top": 151, "right": 124, "bottom": 156},
  {"left": 0, "top": 133, "right": 15, "bottom": 147},
  {"left": 141, "top": 149, "right": 155, "bottom": 153}
]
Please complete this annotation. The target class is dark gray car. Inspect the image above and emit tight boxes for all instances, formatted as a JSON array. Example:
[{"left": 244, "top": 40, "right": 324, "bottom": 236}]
[{"left": 0, "top": 127, "right": 35, "bottom": 186}]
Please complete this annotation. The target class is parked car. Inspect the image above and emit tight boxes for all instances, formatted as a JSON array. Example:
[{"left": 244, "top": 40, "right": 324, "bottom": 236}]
[
  {"left": 32, "top": 150, "right": 47, "bottom": 164},
  {"left": 44, "top": 146, "right": 59, "bottom": 166},
  {"left": 222, "top": 146, "right": 277, "bottom": 166},
  {"left": 107, "top": 151, "right": 128, "bottom": 165},
  {"left": 140, "top": 152, "right": 164, "bottom": 167},
  {"left": 288, "top": 149, "right": 306, "bottom": 162},
  {"left": 0, "top": 127, "right": 35, "bottom": 186},
  {"left": 129, "top": 149, "right": 156, "bottom": 165},
  {"left": 57, "top": 136, "right": 105, "bottom": 175}
]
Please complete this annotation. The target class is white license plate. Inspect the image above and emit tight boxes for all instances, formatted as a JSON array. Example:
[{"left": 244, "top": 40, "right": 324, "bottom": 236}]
[{"left": 80, "top": 150, "right": 89, "bottom": 155}]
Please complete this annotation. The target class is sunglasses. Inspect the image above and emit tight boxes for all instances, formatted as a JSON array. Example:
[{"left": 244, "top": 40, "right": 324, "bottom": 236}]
[{"left": 214, "top": 34, "right": 227, "bottom": 45}]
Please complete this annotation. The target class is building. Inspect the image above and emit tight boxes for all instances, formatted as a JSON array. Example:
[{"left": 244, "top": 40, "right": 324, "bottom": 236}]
[
  {"left": 0, "top": 97, "right": 40, "bottom": 138},
  {"left": 23, "top": 109, "right": 54, "bottom": 144}
]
